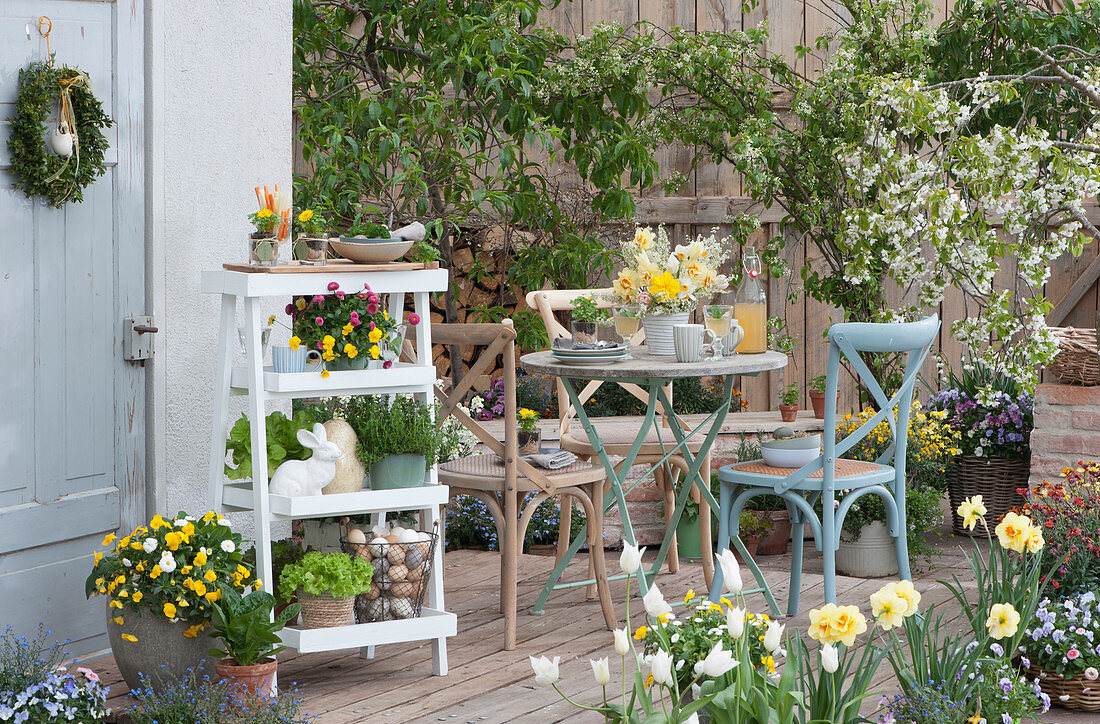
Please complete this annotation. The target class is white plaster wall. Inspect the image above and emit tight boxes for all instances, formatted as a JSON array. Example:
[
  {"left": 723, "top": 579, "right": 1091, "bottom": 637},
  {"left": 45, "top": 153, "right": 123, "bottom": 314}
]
[{"left": 146, "top": 0, "right": 293, "bottom": 538}]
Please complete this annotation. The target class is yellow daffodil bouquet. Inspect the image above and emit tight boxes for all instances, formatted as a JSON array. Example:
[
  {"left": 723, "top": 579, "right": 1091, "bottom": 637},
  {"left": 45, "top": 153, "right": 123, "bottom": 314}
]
[
  {"left": 610, "top": 226, "right": 732, "bottom": 315},
  {"left": 85, "top": 511, "right": 252, "bottom": 641},
  {"left": 289, "top": 279, "right": 420, "bottom": 374}
]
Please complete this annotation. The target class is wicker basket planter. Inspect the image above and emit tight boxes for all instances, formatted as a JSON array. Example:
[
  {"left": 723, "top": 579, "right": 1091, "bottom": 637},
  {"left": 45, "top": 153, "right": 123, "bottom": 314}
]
[
  {"left": 297, "top": 591, "right": 355, "bottom": 629},
  {"left": 947, "top": 455, "right": 1029, "bottom": 536},
  {"left": 1029, "top": 665, "right": 1100, "bottom": 711},
  {"left": 1047, "top": 327, "right": 1100, "bottom": 386}
]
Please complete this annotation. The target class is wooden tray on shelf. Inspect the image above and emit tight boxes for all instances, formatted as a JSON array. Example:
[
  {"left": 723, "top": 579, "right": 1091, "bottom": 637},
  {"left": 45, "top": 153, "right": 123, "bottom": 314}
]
[{"left": 222, "top": 259, "right": 440, "bottom": 273}]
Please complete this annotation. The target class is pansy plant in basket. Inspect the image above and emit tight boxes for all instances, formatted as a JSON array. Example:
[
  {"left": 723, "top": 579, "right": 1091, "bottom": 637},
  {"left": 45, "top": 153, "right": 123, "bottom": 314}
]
[
  {"left": 85, "top": 511, "right": 253, "bottom": 641},
  {"left": 926, "top": 365, "right": 1032, "bottom": 459},
  {"left": 1025, "top": 591, "right": 1100, "bottom": 683},
  {"left": 609, "top": 226, "right": 732, "bottom": 314},
  {"left": 288, "top": 280, "right": 420, "bottom": 376}
]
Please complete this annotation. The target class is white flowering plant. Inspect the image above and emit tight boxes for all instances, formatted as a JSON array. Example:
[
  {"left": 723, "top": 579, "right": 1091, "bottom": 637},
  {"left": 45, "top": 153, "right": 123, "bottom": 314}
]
[
  {"left": 609, "top": 226, "right": 734, "bottom": 315},
  {"left": 1025, "top": 592, "right": 1100, "bottom": 680},
  {"left": 85, "top": 511, "right": 253, "bottom": 641}
]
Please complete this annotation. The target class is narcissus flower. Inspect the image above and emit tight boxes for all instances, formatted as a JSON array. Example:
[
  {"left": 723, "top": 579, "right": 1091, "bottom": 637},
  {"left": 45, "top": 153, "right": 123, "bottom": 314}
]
[
  {"left": 957, "top": 495, "right": 986, "bottom": 530},
  {"left": 986, "top": 602, "right": 1020, "bottom": 640}
]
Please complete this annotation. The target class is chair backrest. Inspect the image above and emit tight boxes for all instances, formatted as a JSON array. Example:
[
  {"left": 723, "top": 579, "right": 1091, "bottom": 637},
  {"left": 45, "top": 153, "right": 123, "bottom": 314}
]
[
  {"left": 428, "top": 320, "right": 561, "bottom": 496},
  {"left": 774, "top": 315, "right": 940, "bottom": 495},
  {"left": 524, "top": 289, "right": 667, "bottom": 435}
]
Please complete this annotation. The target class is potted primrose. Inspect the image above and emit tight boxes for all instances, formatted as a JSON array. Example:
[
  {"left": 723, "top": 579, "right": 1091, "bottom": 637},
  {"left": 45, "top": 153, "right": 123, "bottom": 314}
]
[
  {"left": 208, "top": 587, "right": 300, "bottom": 700},
  {"left": 346, "top": 394, "right": 440, "bottom": 489}
]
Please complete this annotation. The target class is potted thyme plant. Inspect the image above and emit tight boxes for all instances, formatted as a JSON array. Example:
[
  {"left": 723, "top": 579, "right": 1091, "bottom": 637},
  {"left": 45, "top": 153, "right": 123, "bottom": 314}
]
[
  {"left": 208, "top": 588, "right": 300, "bottom": 700},
  {"left": 346, "top": 395, "right": 440, "bottom": 489},
  {"left": 808, "top": 375, "right": 837, "bottom": 420}
]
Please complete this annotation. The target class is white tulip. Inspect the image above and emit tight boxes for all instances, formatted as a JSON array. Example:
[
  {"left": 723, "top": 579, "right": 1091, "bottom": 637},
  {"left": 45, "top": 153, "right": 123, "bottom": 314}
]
[
  {"left": 643, "top": 585, "right": 672, "bottom": 618},
  {"left": 725, "top": 606, "right": 746, "bottom": 639},
  {"left": 613, "top": 627, "right": 631, "bottom": 657},
  {"left": 698, "top": 642, "right": 739, "bottom": 678},
  {"left": 820, "top": 643, "right": 839, "bottom": 673},
  {"left": 716, "top": 549, "right": 742, "bottom": 594},
  {"left": 763, "top": 620, "right": 785, "bottom": 653},
  {"left": 619, "top": 543, "right": 645, "bottom": 575},
  {"left": 683, "top": 713, "right": 700, "bottom": 724},
  {"left": 649, "top": 649, "right": 675, "bottom": 686},
  {"left": 590, "top": 657, "right": 611, "bottom": 686},
  {"left": 529, "top": 655, "right": 560, "bottom": 686}
]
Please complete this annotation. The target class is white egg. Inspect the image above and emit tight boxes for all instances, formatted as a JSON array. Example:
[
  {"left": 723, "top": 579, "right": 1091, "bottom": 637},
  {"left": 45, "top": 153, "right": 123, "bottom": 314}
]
[
  {"left": 386, "top": 545, "right": 407, "bottom": 565},
  {"left": 346, "top": 528, "right": 367, "bottom": 545},
  {"left": 368, "top": 537, "right": 388, "bottom": 558},
  {"left": 390, "top": 598, "right": 414, "bottom": 619},
  {"left": 389, "top": 564, "right": 408, "bottom": 581},
  {"left": 397, "top": 528, "right": 420, "bottom": 544}
]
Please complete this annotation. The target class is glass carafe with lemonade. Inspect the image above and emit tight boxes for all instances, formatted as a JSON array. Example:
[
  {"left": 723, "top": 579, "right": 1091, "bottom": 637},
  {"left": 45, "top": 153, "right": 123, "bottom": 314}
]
[{"left": 734, "top": 247, "right": 768, "bottom": 353}]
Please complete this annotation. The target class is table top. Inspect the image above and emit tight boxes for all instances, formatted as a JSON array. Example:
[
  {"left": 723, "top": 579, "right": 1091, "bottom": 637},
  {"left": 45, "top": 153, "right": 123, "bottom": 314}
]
[{"left": 520, "top": 348, "right": 787, "bottom": 380}]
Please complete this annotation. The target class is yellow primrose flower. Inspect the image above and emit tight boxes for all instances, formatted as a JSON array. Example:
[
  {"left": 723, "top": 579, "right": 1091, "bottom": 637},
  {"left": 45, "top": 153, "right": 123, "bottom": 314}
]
[
  {"left": 298, "top": 209, "right": 314, "bottom": 223},
  {"left": 121, "top": 634, "right": 138, "bottom": 643},
  {"left": 344, "top": 344, "right": 358, "bottom": 359},
  {"left": 368, "top": 327, "right": 383, "bottom": 344},
  {"left": 986, "top": 602, "right": 1020, "bottom": 640},
  {"left": 163, "top": 602, "right": 177, "bottom": 618},
  {"left": 102, "top": 533, "right": 117, "bottom": 547},
  {"left": 370, "top": 344, "right": 380, "bottom": 359},
  {"left": 342, "top": 323, "right": 354, "bottom": 336},
  {"left": 288, "top": 336, "right": 301, "bottom": 351}
]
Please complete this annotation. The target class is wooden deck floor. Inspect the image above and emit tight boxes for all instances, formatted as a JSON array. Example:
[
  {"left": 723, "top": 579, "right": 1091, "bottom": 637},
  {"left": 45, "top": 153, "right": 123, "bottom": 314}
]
[{"left": 89, "top": 535, "right": 1091, "bottom": 723}]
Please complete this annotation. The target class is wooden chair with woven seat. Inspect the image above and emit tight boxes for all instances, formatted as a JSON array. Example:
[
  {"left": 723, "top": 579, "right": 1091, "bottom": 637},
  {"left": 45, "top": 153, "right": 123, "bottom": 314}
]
[
  {"left": 709, "top": 315, "right": 940, "bottom": 615},
  {"left": 430, "top": 320, "right": 616, "bottom": 650},
  {"left": 525, "top": 289, "right": 715, "bottom": 586}
]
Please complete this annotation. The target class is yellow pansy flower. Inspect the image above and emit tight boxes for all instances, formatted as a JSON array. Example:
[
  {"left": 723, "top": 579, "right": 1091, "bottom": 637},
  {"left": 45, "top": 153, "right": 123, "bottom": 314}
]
[
  {"left": 202, "top": 511, "right": 216, "bottom": 523},
  {"left": 132, "top": 591, "right": 142, "bottom": 603},
  {"left": 683, "top": 589, "right": 696, "bottom": 603},
  {"left": 93, "top": 552, "right": 103, "bottom": 566},
  {"left": 344, "top": 344, "right": 358, "bottom": 359},
  {"left": 322, "top": 335, "right": 336, "bottom": 350},
  {"left": 368, "top": 327, "right": 383, "bottom": 344},
  {"left": 204, "top": 569, "right": 217, "bottom": 583},
  {"left": 193, "top": 581, "right": 207, "bottom": 597},
  {"left": 110, "top": 617, "right": 124, "bottom": 626},
  {"left": 194, "top": 550, "right": 208, "bottom": 567},
  {"left": 634, "top": 625, "right": 648, "bottom": 640},
  {"left": 121, "top": 634, "right": 138, "bottom": 643},
  {"left": 163, "top": 602, "right": 177, "bottom": 618},
  {"left": 288, "top": 336, "right": 301, "bottom": 351},
  {"left": 370, "top": 344, "right": 380, "bottom": 359},
  {"left": 295, "top": 298, "right": 307, "bottom": 311},
  {"left": 165, "top": 531, "right": 184, "bottom": 551},
  {"left": 342, "top": 323, "right": 354, "bottom": 336},
  {"left": 102, "top": 533, "right": 117, "bottom": 547},
  {"left": 150, "top": 515, "right": 167, "bottom": 530},
  {"left": 268, "top": 314, "right": 277, "bottom": 326},
  {"left": 321, "top": 350, "right": 335, "bottom": 362},
  {"left": 118, "top": 590, "right": 129, "bottom": 598},
  {"left": 109, "top": 600, "right": 123, "bottom": 609},
  {"left": 150, "top": 564, "right": 162, "bottom": 579},
  {"left": 205, "top": 589, "right": 222, "bottom": 603}
]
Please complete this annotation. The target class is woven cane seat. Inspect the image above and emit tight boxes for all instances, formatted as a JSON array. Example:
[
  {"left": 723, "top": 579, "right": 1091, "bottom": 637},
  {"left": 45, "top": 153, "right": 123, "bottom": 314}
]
[
  {"left": 730, "top": 459, "right": 884, "bottom": 479},
  {"left": 561, "top": 427, "right": 704, "bottom": 455},
  {"left": 439, "top": 453, "right": 606, "bottom": 491}
]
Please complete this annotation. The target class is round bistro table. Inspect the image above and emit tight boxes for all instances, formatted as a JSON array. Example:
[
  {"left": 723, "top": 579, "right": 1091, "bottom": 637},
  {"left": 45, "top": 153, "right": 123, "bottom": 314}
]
[{"left": 520, "top": 348, "right": 787, "bottom": 614}]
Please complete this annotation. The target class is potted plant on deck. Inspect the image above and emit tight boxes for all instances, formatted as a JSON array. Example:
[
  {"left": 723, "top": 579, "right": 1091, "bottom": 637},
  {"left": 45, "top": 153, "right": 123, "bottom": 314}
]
[
  {"left": 808, "top": 375, "right": 838, "bottom": 420},
  {"left": 926, "top": 364, "right": 1032, "bottom": 535},
  {"left": 347, "top": 394, "right": 440, "bottom": 489},
  {"left": 778, "top": 383, "right": 800, "bottom": 422},
  {"left": 208, "top": 587, "right": 300, "bottom": 699},
  {"left": 278, "top": 551, "right": 373, "bottom": 629},
  {"left": 517, "top": 407, "right": 542, "bottom": 455}
]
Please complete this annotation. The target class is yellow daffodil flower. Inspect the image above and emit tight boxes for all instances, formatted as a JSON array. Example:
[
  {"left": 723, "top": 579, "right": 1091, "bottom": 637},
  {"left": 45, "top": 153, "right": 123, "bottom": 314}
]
[
  {"left": 957, "top": 495, "right": 986, "bottom": 531},
  {"left": 986, "top": 602, "right": 1020, "bottom": 640}
]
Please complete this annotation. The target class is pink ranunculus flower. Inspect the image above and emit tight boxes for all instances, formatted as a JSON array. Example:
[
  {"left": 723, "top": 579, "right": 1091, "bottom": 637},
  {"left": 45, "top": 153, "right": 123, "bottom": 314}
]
[
  {"left": 327, "top": 281, "right": 339, "bottom": 291},
  {"left": 315, "top": 316, "right": 324, "bottom": 326},
  {"left": 408, "top": 313, "right": 420, "bottom": 325}
]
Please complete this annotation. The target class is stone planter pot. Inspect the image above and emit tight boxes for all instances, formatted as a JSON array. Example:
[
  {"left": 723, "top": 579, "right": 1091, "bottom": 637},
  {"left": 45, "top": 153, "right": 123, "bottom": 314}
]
[
  {"left": 755, "top": 510, "right": 791, "bottom": 556},
  {"left": 107, "top": 604, "right": 216, "bottom": 692},
  {"left": 779, "top": 404, "right": 799, "bottom": 422},
  {"left": 216, "top": 657, "right": 278, "bottom": 701},
  {"left": 517, "top": 429, "right": 541, "bottom": 456},
  {"left": 369, "top": 454, "right": 426, "bottom": 489},
  {"left": 641, "top": 312, "right": 691, "bottom": 355},
  {"left": 836, "top": 521, "right": 898, "bottom": 578}
]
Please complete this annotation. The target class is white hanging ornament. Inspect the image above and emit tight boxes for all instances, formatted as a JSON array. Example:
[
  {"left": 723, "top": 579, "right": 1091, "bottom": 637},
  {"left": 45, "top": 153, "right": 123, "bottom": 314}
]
[{"left": 49, "top": 121, "right": 74, "bottom": 157}]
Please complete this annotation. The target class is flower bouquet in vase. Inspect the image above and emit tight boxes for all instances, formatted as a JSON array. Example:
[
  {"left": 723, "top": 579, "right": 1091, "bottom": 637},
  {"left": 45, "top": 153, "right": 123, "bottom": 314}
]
[{"left": 609, "top": 226, "right": 731, "bottom": 355}]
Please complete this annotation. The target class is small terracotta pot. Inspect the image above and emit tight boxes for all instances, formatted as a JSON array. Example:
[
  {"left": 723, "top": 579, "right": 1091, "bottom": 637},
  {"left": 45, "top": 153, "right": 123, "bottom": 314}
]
[
  {"left": 216, "top": 657, "right": 278, "bottom": 701},
  {"left": 808, "top": 391, "right": 840, "bottom": 419},
  {"left": 779, "top": 404, "right": 799, "bottom": 422},
  {"left": 731, "top": 537, "right": 761, "bottom": 564},
  {"left": 755, "top": 510, "right": 792, "bottom": 556}
]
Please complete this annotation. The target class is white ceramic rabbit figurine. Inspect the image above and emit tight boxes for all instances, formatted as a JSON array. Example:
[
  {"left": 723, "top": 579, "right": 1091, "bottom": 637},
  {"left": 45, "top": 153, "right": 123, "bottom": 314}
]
[{"left": 269, "top": 423, "right": 341, "bottom": 497}]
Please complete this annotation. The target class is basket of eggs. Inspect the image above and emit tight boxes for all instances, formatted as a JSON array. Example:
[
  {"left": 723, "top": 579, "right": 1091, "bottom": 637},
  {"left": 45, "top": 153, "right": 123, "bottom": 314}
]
[{"left": 342, "top": 522, "right": 438, "bottom": 622}]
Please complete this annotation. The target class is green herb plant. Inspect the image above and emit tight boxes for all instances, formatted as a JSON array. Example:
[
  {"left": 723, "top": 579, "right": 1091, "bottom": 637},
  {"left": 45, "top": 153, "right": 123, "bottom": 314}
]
[
  {"left": 278, "top": 551, "right": 373, "bottom": 600},
  {"left": 345, "top": 221, "right": 390, "bottom": 239},
  {"left": 224, "top": 410, "right": 317, "bottom": 480},
  {"left": 345, "top": 395, "right": 440, "bottom": 469},
  {"left": 208, "top": 588, "right": 300, "bottom": 666},
  {"left": 570, "top": 296, "right": 609, "bottom": 324},
  {"left": 809, "top": 375, "right": 827, "bottom": 394},
  {"left": 779, "top": 384, "right": 800, "bottom": 407}
]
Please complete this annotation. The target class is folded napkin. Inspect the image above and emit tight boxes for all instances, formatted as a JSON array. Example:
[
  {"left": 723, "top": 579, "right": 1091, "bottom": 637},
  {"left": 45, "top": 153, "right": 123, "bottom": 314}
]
[{"left": 526, "top": 447, "right": 579, "bottom": 470}]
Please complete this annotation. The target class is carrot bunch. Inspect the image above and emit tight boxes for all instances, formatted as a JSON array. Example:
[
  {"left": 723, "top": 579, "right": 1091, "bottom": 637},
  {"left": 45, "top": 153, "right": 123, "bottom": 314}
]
[{"left": 254, "top": 184, "right": 291, "bottom": 240}]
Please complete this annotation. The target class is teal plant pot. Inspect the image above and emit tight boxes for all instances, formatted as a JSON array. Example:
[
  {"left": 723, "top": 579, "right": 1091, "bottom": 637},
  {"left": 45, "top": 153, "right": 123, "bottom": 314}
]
[{"left": 369, "top": 454, "right": 426, "bottom": 489}]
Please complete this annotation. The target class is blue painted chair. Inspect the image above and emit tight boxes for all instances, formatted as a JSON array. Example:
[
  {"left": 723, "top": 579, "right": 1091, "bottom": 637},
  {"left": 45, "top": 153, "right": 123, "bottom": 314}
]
[{"left": 708, "top": 315, "right": 940, "bottom": 615}]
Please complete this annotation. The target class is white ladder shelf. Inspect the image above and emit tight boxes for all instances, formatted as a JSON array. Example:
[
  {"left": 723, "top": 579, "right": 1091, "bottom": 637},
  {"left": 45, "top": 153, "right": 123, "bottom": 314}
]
[{"left": 202, "top": 267, "right": 455, "bottom": 675}]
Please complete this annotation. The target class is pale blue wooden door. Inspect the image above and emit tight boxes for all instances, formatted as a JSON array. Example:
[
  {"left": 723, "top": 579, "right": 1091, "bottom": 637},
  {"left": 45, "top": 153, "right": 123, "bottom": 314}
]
[{"left": 0, "top": 1, "right": 144, "bottom": 657}]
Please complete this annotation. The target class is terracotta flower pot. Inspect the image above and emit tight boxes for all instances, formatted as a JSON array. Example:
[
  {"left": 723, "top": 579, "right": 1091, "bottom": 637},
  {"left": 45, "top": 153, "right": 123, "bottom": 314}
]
[
  {"left": 216, "top": 657, "right": 278, "bottom": 701},
  {"left": 755, "top": 510, "right": 792, "bottom": 556},
  {"left": 779, "top": 404, "right": 799, "bottom": 423},
  {"left": 808, "top": 391, "right": 840, "bottom": 419},
  {"left": 731, "top": 537, "right": 761, "bottom": 564}
]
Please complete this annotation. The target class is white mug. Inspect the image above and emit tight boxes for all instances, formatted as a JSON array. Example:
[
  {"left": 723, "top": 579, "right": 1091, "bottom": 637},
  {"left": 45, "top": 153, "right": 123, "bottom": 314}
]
[{"left": 673, "top": 324, "right": 717, "bottom": 363}]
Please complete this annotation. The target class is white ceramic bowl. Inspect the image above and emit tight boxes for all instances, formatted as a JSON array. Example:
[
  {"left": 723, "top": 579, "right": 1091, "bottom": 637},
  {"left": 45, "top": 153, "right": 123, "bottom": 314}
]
[
  {"left": 329, "top": 237, "right": 413, "bottom": 263},
  {"left": 761, "top": 434, "right": 822, "bottom": 468}
]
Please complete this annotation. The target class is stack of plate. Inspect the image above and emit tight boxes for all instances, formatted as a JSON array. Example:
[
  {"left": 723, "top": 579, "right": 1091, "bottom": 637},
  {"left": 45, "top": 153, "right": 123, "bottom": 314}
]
[{"left": 550, "top": 343, "right": 629, "bottom": 365}]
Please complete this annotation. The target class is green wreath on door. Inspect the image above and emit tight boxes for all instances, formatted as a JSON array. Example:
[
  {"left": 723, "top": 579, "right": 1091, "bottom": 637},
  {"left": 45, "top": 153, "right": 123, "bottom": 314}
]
[{"left": 7, "top": 60, "right": 113, "bottom": 208}]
